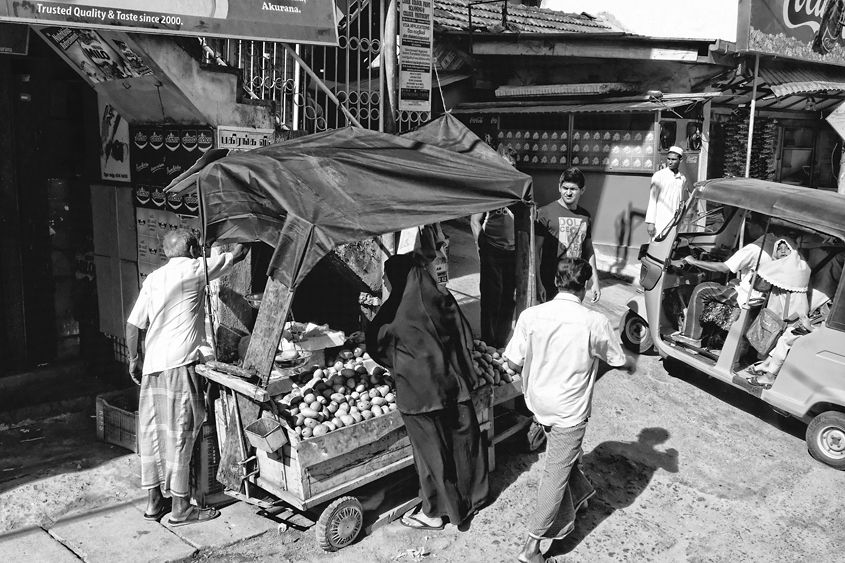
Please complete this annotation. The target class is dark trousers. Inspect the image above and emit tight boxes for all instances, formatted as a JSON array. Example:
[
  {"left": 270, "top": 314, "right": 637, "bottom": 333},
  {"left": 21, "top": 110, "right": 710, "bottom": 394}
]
[
  {"left": 403, "top": 401, "right": 489, "bottom": 525},
  {"left": 479, "top": 236, "right": 517, "bottom": 349}
]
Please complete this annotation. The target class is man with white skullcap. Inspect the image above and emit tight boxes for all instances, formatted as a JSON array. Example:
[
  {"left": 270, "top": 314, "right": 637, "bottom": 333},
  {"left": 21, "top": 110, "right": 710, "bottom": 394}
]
[{"left": 645, "top": 146, "right": 688, "bottom": 239}]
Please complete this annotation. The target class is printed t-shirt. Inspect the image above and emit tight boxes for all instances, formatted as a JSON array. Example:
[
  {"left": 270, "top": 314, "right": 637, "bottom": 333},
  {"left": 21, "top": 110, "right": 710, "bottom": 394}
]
[
  {"left": 480, "top": 207, "right": 515, "bottom": 252},
  {"left": 535, "top": 201, "right": 592, "bottom": 290}
]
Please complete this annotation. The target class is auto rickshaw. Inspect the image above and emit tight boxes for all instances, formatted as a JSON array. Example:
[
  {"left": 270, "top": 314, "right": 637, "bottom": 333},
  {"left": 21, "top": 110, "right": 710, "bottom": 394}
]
[{"left": 621, "top": 177, "right": 845, "bottom": 469}]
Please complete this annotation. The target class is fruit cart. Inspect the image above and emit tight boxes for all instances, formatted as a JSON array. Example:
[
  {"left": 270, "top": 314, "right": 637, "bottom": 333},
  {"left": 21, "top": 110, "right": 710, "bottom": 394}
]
[{"left": 165, "top": 114, "right": 536, "bottom": 550}]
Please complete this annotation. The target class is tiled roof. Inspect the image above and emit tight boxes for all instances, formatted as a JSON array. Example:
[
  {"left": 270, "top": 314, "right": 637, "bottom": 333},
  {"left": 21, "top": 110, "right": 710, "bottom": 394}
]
[{"left": 434, "top": 0, "right": 620, "bottom": 35}]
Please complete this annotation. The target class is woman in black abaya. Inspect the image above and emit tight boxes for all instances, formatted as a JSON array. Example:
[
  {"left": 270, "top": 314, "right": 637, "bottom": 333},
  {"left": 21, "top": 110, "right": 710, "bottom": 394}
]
[{"left": 366, "top": 253, "right": 489, "bottom": 530}]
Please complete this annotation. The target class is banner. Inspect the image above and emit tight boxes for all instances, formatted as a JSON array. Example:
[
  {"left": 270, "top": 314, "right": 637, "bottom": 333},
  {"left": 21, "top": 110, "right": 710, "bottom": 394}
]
[
  {"left": 1, "top": 0, "right": 338, "bottom": 46},
  {"left": 38, "top": 26, "right": 152, "bottom": 84},
  {"left": 217, "top": 126, "right": 275, "bottom": 152},
  {"left": 398, "top": 0, "right": 433, "bottom": 113},
  {"left": 741, "top": 0, "right": 845, "bottom": 63},
  {"left": 98, "top": 96, "right": 131, "bottom": 182}
]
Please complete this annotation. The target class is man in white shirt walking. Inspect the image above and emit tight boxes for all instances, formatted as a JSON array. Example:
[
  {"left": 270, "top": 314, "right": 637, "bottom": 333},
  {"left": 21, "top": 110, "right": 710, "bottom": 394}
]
[
  {"left": 126, "top": 229, "right": 247, "bottom": 526},
  {"left": 645, "top": 146, "right": 688, "bottom": 239},
  {"left": 504, "top": 257, "right": 635, "bottom": 563}
]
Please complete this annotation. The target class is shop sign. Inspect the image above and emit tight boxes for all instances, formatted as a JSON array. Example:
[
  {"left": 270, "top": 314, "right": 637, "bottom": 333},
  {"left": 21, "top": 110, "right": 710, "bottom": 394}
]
[
  {"left": 0, "top": 22, "right": 29, "bottom": 55},
  {"left": 398, "top": 0, "right": 433, "bottom": 113},
  {"left": 1, "top": 0, "right": 338, "bottom": 46},
  {"left": 130, "top": 123, "right": 212, "bottom": 217},
  {"left": 217, "top": 126, "right": 275, "bottom": 152},
  {"left": 98, "top": 95, "right": 131, "bottom": 182},
  {"left": 741, "top": 0, "right": 845, "bottom": 64},
  {"left": 37, "top": 27, "right": 153, "bottom": 84}
]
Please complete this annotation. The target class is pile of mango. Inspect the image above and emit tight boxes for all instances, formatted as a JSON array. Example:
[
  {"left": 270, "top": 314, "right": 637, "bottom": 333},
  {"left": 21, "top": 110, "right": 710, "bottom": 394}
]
[
  {"left": 277, "top": 347, "right": 397, "bottom": 439},
  {"left": 471, "top": 340, "right": 521, "bottom": 387},
  {"left": 279, "top": 341, "right": 521, "bottom": 440}
]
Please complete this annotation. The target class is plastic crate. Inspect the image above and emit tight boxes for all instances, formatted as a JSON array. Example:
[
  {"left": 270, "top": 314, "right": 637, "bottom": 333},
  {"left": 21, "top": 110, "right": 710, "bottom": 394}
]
[{"left": 96, "top": 387, "right": 140, "bottom": 453}]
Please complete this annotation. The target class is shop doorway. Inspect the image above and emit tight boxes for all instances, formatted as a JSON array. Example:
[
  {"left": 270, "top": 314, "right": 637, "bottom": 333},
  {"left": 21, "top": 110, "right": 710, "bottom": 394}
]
[{"left": 0, "top": 34, "right": 101, "bottom": 376}]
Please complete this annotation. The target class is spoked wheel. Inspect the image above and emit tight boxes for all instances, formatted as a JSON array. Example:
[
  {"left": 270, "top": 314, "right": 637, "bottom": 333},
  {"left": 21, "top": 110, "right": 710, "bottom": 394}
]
[
  {"left": 316, "top": 496, "right": 364, "bottom": 552},
  {"left": 620, "top": 311, "right": 654, "bottom": 354},
  {"left": 806, "top": 411, "right": 845, "bottom": 470}
]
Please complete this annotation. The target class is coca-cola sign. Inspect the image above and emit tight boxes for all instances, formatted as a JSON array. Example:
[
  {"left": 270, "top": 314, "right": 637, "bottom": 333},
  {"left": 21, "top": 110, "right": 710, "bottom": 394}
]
[{"left": 745, "top": 0, "right": 845, "bottom": 63}]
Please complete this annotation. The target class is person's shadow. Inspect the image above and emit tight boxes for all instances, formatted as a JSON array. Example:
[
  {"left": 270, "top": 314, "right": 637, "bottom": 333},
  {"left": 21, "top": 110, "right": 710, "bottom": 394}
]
[{"left": 544, "top": 428, "right": 679, "bottom": 560}]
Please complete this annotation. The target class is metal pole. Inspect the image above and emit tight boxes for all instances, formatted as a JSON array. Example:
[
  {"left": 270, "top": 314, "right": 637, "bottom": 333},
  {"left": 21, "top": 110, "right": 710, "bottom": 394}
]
[
  {"left": 744, "top": 54, "right": 760, "bottom": 178},
  {"left": 282, "top": 44, "right": 363, "bottom": 128}
]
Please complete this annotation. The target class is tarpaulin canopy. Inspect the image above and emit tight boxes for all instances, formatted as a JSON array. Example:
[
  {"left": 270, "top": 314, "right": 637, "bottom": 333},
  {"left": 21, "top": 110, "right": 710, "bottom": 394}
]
[{"left": 165, "top": 113, "right": 533, "bottom": 288}]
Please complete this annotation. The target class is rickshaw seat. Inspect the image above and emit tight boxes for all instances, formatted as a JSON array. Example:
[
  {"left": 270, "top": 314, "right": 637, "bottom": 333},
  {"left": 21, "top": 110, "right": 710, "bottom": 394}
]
[{"left": 715, "top": 305, "right": 759, "bottom": 372}]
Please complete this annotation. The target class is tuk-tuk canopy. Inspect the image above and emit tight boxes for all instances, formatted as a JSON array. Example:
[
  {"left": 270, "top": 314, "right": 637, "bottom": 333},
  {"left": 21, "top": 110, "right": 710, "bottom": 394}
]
[
  {"left": 166, "top": 114, "right": 533, "bottom": 288},
  {"left": 696, "top": 178, "right": 845, "bottom": 240}
]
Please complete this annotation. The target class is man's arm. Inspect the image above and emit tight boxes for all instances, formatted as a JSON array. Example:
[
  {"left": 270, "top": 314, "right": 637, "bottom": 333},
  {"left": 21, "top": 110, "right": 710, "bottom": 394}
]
[
  {"left": 534, "top": 234, "right": 546, "bottom": 302},
  {"left": 470, "top": 213, "right": 484, "bottom": 255},
  {"left": 585, "top": 239, "right": 601, "bottom": 303},
  {"left": 506, "top": 359, "right": 522, "bottom": 373},
  {"left": 682, "top": 256, "right": 730, "bottom": 273},
  {"left": 645, "top": 176, "right": 659, "bottom": 238},
  {"left": 126, "top": 322, "right": 143, "bottom": 385},
  {"left": 230, "top": 243, "right": 248, "bottom": 264}
]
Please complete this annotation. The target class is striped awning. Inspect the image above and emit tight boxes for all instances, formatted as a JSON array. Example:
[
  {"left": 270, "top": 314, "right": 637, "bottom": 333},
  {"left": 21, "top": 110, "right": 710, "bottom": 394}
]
[{"left": 759, "top": 65, "right": 845, "bottom": 97}]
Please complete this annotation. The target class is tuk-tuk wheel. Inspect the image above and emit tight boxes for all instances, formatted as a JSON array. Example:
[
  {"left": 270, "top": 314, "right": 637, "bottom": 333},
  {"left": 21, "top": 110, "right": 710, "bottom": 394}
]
[
  {"left": 316, "top": 496, "right": 364, "bottom": 552},
  {"left": 621, "top": 311, "right": 654, "bottom": 354},
  {"left": 806, "top": 411, "right": 845, "bottom": 470}
]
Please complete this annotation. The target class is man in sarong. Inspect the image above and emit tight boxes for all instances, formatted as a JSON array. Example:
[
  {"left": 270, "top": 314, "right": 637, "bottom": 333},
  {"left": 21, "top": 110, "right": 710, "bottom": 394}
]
[
  {"left": 126, "top": 229, "right": 246, "bottom": 526},
  {"left": 504, "top": 257, "right": 634, "bottom": 563}
]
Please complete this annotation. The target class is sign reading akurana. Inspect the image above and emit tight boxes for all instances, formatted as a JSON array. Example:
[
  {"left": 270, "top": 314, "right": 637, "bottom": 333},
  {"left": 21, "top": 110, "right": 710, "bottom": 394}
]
[{"left": 1, "top": 0, "right": 338, "bottom": 46}]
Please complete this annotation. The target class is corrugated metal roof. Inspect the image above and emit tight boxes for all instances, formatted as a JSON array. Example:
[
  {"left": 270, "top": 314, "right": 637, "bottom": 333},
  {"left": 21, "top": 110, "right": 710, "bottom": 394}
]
[
  {"left": 434, "top": 0, "right": 619, "bottom": 35},
  {"left": 452, "top": 98, "right": 703, "bottom": 114},
  {"left": 760, "top": 65, "right": 845, "bottom": 97}
]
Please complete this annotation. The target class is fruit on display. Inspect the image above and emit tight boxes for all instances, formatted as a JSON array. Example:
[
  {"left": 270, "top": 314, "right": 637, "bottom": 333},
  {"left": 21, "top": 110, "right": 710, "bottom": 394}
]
[
  {"left": 276, "top": 346, "right": 399, "bottom": 440},
  {"left": 277, "top": 340, "right": 520, "bottom": 441},
  {"left": 471, "top": 340, "right": 521, "bottom": 387}
]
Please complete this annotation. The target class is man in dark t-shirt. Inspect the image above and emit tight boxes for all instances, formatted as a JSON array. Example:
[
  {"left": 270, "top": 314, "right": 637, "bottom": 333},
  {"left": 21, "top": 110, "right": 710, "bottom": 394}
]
[{"left": 535, "top": 167, "right": 601, "bottom": 303}]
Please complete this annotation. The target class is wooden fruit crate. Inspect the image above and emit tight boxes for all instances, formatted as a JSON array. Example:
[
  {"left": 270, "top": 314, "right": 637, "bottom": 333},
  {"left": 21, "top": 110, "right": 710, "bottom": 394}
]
[{"left": 246, "top": 383, "right": 495, "bottom": 511}]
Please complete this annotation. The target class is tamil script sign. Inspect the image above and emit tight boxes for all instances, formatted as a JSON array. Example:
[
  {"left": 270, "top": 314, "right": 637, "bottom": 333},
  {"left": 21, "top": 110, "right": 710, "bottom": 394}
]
[
  {"left": 1, "top": 0, "right": 338, "bottom": 46},
  {"left": 739, "top": 0, "right": 845, "bottom": 64},
  {"left": 398, "top": 0, "right": 433, "bottom": 113},
  {"left": 217, "top": 126, "right": 274, "bottom": 152}
]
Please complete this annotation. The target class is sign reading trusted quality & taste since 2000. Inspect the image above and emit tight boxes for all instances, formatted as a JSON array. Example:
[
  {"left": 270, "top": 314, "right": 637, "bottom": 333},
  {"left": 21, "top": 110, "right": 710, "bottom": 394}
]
[
  {"left": 398, "top": 0, "right": 433, "bottom": 113},
  {"left": 0, "top": 0, "right": 338, "bottom": 46}
]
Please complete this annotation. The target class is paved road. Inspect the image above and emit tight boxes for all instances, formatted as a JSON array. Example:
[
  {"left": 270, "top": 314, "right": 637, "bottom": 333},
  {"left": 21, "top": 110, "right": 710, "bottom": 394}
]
[{"left": 184, "top": 223, "right": 845, "bottom": 562}]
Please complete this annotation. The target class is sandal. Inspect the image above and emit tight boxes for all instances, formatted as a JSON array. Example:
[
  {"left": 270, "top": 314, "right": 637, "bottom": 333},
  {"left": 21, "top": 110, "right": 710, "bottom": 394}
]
[
  {"left": 167, "top": 507, "right": 220, "bottom": 527},
  {"left": 143, "top": 498, "right": 172, "bottom": 522},
  {"left": 747, "top": 375, "right": 773, "bottom": 390}
]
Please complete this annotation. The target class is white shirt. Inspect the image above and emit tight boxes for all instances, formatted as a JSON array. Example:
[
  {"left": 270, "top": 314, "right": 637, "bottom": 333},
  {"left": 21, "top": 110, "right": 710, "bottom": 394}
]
[
  {"left": 127, "top": 253, "right": 235, "bottom": 374},
  {"left": 725, "top": 236, "right": 774, "bottom": 305},
  {"left": 504, "top": 293, "right": 627, "bottom": 428},
  {"left": 646, "top": 167, "right": 688, "bottom": 234}
]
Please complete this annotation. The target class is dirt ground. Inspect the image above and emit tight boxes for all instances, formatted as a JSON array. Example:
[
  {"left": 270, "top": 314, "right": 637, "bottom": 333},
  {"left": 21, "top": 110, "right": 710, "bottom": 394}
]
[{"left": 2, "top": 225, "right": 844, "bottom": 560}]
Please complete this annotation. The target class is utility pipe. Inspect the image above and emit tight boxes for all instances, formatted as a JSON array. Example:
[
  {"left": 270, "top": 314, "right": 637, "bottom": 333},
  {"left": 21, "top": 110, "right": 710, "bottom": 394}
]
[
  {"left": 744, "top": 54, "right": 760, "bottom": 178},
  {"left": 282, "top": 43, "right": 363, "bottom": 128}
]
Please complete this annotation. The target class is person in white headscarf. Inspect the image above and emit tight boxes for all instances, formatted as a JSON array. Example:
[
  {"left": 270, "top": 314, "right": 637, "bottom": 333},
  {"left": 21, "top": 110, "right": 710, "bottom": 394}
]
[{"left": 747, "top": 248, "right": 842, "bottom": 388}]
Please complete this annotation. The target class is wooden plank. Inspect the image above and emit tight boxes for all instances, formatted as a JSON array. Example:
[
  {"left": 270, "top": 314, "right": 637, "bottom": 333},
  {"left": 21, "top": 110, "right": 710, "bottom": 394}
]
[
  {"left": 243, "top": 277, "right": 295, "bottom": 386},
  {"left": 292, "top": 410, "right": 408, "bottom": 468},
  {"left": 365, "top": 496, "right": 421, "bottom": 536},
  {"left": 493, "top": 380, "right": 524, "bottom": 405},
  {"left": 298, "top": 457, "right": 415, "bottom": 510},
  {"left": 196, "top": 364, "right": 269, "bottom": 402}
]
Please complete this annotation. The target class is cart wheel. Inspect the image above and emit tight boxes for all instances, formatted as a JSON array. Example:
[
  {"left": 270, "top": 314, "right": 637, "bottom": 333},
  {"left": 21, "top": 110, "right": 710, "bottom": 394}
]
[
  {"left": 621, "top": 311, "right": 654, "bottom": 354},
  {"left": 316, "top": 496, "right": 364, "bottom": 552}
]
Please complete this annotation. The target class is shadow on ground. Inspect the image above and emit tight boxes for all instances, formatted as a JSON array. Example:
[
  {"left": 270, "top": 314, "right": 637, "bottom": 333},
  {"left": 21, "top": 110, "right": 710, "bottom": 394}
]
[{"left": 544, "top": 428, "right": 678, "bottom": 560}]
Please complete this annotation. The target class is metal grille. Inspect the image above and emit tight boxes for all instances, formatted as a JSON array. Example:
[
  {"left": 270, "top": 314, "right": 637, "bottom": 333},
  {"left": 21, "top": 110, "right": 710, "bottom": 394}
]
[{"left": 200, "top": 0, "right": 429, "bottom": 134}]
